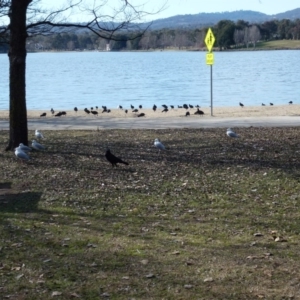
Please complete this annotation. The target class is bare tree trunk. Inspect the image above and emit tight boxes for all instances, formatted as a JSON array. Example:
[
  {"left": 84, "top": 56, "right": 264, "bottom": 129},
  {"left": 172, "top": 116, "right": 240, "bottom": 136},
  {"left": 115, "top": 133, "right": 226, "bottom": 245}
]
[
  {"left": 243, "top": 27, "right": 250, "bottom": 49},
  {"left": 6, "top": 0, "right": 31, "bottom": 151},
  {"left": 249, "top": 25, "right": 261, "bottom": 49}
]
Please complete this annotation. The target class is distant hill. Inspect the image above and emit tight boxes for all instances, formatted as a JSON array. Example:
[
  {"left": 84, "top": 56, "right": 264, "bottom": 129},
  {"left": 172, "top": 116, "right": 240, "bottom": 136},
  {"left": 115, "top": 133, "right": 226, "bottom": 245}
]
[
  {"left": 146, "top": 8, "right": 300, "bottom": 30},
  {"left": 50, "top": 8, "right": 300, "bottom": 35}
]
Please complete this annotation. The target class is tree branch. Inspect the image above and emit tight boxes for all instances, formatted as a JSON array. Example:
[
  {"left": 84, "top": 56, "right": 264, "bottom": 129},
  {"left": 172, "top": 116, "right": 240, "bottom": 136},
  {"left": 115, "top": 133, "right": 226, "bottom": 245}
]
[{"left": 1, "top": 0, "right": 167, "bottom": 42}]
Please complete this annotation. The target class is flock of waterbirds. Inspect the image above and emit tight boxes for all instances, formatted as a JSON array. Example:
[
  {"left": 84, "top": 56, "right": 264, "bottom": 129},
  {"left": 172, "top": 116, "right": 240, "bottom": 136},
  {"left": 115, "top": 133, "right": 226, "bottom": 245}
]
[
  {"left": 15, "top": 127, "right": 239, "bottom": 165},
  {"left": 239, "top": 101, "right": 293, "bottom": 107},
  {"left": 19, "top": 101, "right": 288, "bottom": 162},
  {"left": 37, "top": 101, "right": 295, "bottom": 118},
  {"left": 38, "top": 104, "right": 205, "bottom": 118},
  {"left": 14, "top": 100, "right": 294, "bottom": 165},
  {"left": 14, "top": 130, "right": 45, "bottom": 162}
]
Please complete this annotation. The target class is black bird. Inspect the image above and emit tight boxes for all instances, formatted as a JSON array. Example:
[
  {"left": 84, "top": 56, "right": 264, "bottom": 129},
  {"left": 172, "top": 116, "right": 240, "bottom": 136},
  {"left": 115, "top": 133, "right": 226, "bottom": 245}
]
[
  {"left": 194, "top": 108, "right": 204, "bottom": 115},
  {"left": 95, "top": 106, "right": 98, "bottom": 110},
  {"left": 107, "top": 109, "right": 111, "bottom": 113},
  {"left": 61, "top": 111, "right": 67, "bottom": 116},
  {"left": 40, "top": 112, "right": 46, "bottom": 117},
  {"left": 262, "top": 103, "right": 266, "bottom": 106},
  {"left": 118, "top": 105, "right": 123, "bottom": 109},
  {"left": 102, "top": 108, "right": 107, "bottom": 113},
  {"left": 178, "top": 105, "right": 183, "bottom": 108},
  {"left": 102, "top": 106, "right": 107, "bottom": 110},
  {"left": 84, "top": 108, "right": 90, "bottom": 114},
  {"left": 270, "top": 103, "right": 274, "bottom": 106},
  {"left": 131, "top": 104, "right": 134, "bottom": 109},
  {"left": 50, "top": 108, "right": 55, "bottom": 115},
  {"left": 105, "top": 149, "right": 129, "bottom": 167},
  {"left": 189, "top": 104, "right": 194, "bottom": 109},
  {"left": 239, "top": 102, "right": 244, "bottom": 107},
  {"left": 162, "top": 108, "right": 168, "bottom": 113},
  {"left": 153, "top": 105, "right": 157, "bottom": 112},
  {"left": 170, "top": 105, "right": 174, "bottom": 109},
  {"left": 125, "top": 109, "right": 128, "bottom": 114},
  {"left": 74, "top": 107, "right": 78, "bottom": 113},
  {"left": 186, "top": 111, "right": 190, "bottom": 116},
  {"left": 137, "top": 113, "right": 145, "bottom": 117},
  {"left": 91, "top": 110, "right": 98, "bottom": 116},
  {"left": 289, "top": 101, "right": 293, "bottom": 104},
  {"left": 183, "top": 104, "right": 188, "bottom": 110},
  {"left": 132, "top": 109, "right": 139, "bottom": 113},
  {"left": 55, "top": 112, "right": 62, "bottom": 117},
  {"left": 195, "top": 105, "right": 200, "bottom": 108},
  {"left": 91, "top": 107, "right": 93, "bottom": 110},
  {"left": 162, "top": 104, "right": 168, "bottom": 109},
  {"left": 139, "top": 105, "right": 142, "bottom": 109}
]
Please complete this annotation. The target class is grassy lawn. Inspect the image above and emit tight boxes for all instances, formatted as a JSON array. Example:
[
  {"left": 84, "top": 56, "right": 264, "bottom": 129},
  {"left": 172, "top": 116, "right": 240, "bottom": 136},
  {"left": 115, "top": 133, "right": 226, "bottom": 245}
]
[
  {"left": 1, "top": 127, "right": 300, "bottom": 299},
  {"left": 256, "top": 40, "right": 300, "bottom": 49}
]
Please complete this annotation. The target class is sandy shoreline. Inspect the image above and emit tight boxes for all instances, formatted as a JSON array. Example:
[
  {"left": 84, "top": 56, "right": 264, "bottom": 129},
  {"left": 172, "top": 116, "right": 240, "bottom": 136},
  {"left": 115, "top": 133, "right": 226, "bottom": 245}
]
[{"left": 0, "top": 104, "right": 299, "bottom": 120}]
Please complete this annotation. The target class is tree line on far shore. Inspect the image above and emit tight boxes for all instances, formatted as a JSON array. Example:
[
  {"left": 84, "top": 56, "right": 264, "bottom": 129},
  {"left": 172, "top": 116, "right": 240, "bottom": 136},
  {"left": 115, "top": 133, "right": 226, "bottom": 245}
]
[{"left": 2, "top": 18, "right": 297, "bottom": 53}]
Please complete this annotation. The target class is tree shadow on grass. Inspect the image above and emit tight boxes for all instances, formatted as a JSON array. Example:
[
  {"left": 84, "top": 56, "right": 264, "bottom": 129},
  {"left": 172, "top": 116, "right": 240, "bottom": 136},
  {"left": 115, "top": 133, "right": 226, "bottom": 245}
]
[
  {"left": 0, "top": 185, "right": 43, "bottom": 213},
  {"left": 0, "top": 182, "right": 12, "bottom": 189}
]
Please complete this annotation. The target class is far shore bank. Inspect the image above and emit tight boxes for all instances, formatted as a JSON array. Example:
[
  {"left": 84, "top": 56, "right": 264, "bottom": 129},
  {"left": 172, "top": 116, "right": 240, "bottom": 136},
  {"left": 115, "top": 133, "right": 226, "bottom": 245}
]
[
  {"left": 22, "top": 46, "right": 300, "bottom": 54},
  {"left": 2, "top": 42, "right": 299, "bottom": 56}
]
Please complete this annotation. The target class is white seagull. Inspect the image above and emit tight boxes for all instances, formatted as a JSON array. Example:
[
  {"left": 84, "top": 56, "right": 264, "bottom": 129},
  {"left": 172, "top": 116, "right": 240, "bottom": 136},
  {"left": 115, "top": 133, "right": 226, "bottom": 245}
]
[
  {"left": 32, "top": 140, "right": 45, "bottom": 150},
  {"left": 35, "top": 129, "right": 44, "bottom": 139},
  {"left": 154, "top": 138, "right": 166, "bottom": 151},
  {"left": 19, "top": 143, "right": 32, "bottom": 153},
  {"left": 15, "top": 147, "right": 30, "bottom": 162},
  {"left": 226, "top": 128, "right": 239, "bottom": 138}
]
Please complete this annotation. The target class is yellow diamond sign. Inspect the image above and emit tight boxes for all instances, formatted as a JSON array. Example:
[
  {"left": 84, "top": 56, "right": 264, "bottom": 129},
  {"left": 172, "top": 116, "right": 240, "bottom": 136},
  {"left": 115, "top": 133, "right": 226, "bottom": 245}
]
[{"left": 205, "top": 28, "right": 215, "bottom": 52}]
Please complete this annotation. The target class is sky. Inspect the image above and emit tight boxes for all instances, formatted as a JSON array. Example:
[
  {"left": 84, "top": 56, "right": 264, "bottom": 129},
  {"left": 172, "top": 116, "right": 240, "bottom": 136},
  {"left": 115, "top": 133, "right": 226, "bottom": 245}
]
[
  {"left": 147, "top": 0, "right": 300, "bottom": 19},
  {"left": 40, "top": 0, "right": 300, "bottom": 22}
]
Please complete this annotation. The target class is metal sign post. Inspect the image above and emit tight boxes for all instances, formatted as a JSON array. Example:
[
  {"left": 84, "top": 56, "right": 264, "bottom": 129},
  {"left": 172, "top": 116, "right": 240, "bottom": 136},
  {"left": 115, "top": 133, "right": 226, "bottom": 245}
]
[
  {"left": 204, "top": 28, "right": 215, "bottom": 116},
  {"left": 210, "top": 64, "right": 213, "bottom": 116}
]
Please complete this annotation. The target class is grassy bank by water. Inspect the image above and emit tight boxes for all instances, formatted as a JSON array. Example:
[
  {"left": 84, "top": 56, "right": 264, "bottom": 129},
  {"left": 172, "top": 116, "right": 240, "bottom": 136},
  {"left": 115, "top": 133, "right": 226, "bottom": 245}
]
[
  {"left": 257, "top": 40, "right": 300, "bottom": 49},
  {"left": 1, "top": 127, "right": 300, "bottom": 299}
]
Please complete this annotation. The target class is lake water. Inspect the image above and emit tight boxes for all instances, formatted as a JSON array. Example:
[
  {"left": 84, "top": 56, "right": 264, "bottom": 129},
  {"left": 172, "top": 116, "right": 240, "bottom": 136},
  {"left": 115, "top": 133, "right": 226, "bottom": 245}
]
[{"left": 0, "top": 50, "right": 299, "bottom": 110}]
